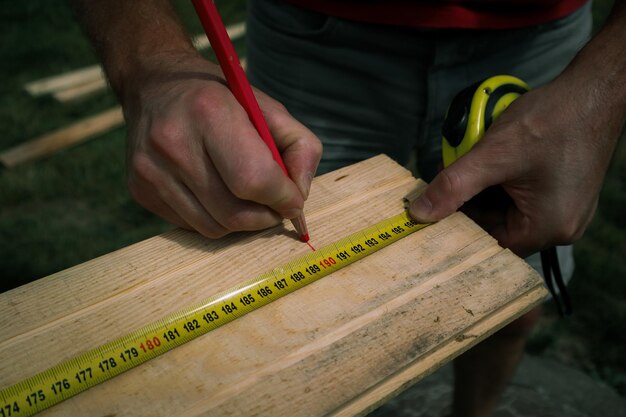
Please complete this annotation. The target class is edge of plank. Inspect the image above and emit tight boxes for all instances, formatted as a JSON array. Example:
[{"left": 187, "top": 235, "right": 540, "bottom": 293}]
[{"left": 330, "top": 282, "right": 548, "bottom": 417}]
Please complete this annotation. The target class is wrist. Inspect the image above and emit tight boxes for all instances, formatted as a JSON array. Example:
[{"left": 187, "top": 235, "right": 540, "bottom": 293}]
[
  {"left": 72, "top": 0, "right": 219, "bottom": 109},
  {"left": 117, "top": 50, "right": 222, "bottom": 114},
  {"left": 568, "top": 3, "right": 626, "bottom": 114}
]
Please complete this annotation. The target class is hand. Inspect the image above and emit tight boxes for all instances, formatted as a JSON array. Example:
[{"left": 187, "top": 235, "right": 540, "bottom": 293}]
[
  {"left": 409, "top": 70, "right": 623, "bottom": 257},
  {"left": 122, "top": 54, "right": 322, "bottom": 238}
]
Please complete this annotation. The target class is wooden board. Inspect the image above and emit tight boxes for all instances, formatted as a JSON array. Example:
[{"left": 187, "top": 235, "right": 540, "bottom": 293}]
[
  {"left": 0, "top": 107, "right": 124, "bottom": 168},
  {"left": 23, "top": 23, "right": 247, "bottom": 100},
  {"left": 24, "top": 66, "right": 104, "bottom": 97},
  {"left": 3, "top": 23, "right": 249, "bottom": 168},
  {"left": 0, "top": 155, "right": 547, "bottom": 416},
  {"left": 53, "top": 78, "right": 108, "bottom": 103}
]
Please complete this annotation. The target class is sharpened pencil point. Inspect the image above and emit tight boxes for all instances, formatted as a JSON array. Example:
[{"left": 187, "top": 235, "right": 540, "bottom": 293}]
[{"left": 290, "top": 214, "right": 309, "bottom": 243}]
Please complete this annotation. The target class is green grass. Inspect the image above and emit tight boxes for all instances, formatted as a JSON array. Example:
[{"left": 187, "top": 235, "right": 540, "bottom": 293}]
[
  {"left": 0, "top": 0, "right": 245, "bottom": 289},
  {"left": 0, "top": 0, "right": 624, "bottom": 398}
]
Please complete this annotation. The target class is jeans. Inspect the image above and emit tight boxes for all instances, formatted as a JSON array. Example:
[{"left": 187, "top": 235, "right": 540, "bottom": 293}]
[{"left": 246, "top": 0, "right": 592, "bottom": 282}]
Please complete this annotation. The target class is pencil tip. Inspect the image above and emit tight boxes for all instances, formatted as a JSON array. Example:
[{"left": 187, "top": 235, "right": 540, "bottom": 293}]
[{"left": 300, "top": 233, "right": 310, "bottom": 243}]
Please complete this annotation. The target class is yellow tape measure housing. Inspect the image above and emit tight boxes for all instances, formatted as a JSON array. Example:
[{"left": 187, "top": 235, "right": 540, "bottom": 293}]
[
  {"left": 0, "top": 212, "right": 430, "bottom": 417},
  {"left": 442, "top": 75, "right": 529, "bottom": 167}
]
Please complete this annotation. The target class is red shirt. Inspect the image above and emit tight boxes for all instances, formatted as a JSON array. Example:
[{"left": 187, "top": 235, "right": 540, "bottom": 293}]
[{"left": 284, "top": 0, "right": 589, "bottom": 29}]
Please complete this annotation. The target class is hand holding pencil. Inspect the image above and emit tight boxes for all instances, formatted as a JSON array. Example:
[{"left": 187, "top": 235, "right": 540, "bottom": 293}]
[
  {"left": 106, "top": 2, "right": 321, "bottom": 240},
  {"left": 191, "top": 0, "right": 314, "bottom": 241}
]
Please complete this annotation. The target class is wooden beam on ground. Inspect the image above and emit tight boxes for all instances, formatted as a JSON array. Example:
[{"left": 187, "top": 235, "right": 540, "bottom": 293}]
[
  {"left": 4, "top": 56, "right": 247, "bottom": 168},
  {"left": 53, "top": 77, "right": 108, "bottom": 103},
  {"left": 192, "top": 21, "right": 247, "bottom": 50},
  {"left": 5, "top": 57, "right": 247, "bottom": 167},
  {"left": 24, "top": 23, "right": 247, "bottom": 101},
  {"left": 24, "top": 66, "right": 104, "bottom": 97},
  {"left": 0, "top": 107, "right": 124, "bottom": 168},
  {"left": 0, "top": 155, "right": 547, "bottom": 416}
]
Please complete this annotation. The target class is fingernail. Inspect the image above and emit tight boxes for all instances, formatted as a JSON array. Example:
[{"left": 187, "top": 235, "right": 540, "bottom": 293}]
[{"left": 410, "top": 195, "right": 432, "bottom": 220}]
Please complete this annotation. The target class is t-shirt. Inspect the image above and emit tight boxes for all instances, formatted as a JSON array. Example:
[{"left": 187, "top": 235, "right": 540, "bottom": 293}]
[{"left": 283, "top": 0, "right": 589, "bottom": 29}]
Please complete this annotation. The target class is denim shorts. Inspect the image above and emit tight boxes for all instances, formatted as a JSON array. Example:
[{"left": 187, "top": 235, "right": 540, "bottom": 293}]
[{"left": 246, "top": 0, "right": 592, "bottom": 282}]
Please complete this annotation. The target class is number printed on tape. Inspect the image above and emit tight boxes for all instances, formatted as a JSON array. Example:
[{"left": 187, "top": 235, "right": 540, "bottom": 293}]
[{"left": 0, "top": 212, "right": 430, "bottom": 417}]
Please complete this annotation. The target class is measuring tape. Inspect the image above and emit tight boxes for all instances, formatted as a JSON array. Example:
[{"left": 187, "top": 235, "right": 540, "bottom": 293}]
[{"left": 0, "top": 212, "right": 429, "bottom": 417}]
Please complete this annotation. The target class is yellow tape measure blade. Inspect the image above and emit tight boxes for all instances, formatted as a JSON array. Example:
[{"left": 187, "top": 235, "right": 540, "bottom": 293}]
[{"left": 0, "top": 211, "right": 430, "bottom": 417}]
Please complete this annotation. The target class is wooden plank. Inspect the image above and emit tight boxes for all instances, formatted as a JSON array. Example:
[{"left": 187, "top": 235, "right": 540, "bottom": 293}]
[
  {"left": 0, "top": 155, "right": 547, "bottom": 416},
  {"left": 24, "top": 23, "right": 247, "bottom": 99},
  {"left": 52, "top": 77, "right": 108, "bottom": 103},
  {"left": 331, "top": 285, "right": 547, "bottom": 417},
  {"left": 0, "top": 107, "right": 124, "bottom": 168},
  {"left": 24, "top": 66, "right": 104, "bottom": 97},
  {"left": 5, "top": 59, "right": 247, "bottom": 167}
]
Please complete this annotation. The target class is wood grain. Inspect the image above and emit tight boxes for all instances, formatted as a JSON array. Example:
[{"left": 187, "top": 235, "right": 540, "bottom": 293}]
[{"left": 0, "top": 155, "right": 547, "bottom": 416}]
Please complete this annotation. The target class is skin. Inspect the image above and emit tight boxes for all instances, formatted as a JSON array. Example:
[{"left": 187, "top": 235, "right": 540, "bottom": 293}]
[
  {"left": 71, "top": 1, "right": 625, "bottom": 416},
  {"left": 71, "top": 0, "right": 322, "bottom": 238},
  {"left": 407, "top": 4, "right": 625, "bottom": 416},
  {"left": 409, "top": 2, "right": 626, "bottom": 259}
]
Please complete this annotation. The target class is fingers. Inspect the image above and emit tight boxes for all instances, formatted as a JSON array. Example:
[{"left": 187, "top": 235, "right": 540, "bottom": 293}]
[
  {"left": 490, "top": 192, "right": 598, "bottom": 258},
  {"left": 407, "top": 95, "right": 600, "bottom": 258},
  {"left": 176, "top": 149, "right": 284, "bottom": 232},
  {"left": 128, "top": 151, "right": 229, "bottom": 238},
  {"left": 409, "top": 138, "right": 513, "bottom": 223},
  {"left": 129, "top": 145, "right": 286, "bottom": 238},
  {"left": 126, "top": 79, "right": 320, "bottom": 239},
  {"left": 190, "top": 90, "right": 306, "bottom": 220},
  {"left": 258, "top": 92, "right": 323, "bottom": 200}
]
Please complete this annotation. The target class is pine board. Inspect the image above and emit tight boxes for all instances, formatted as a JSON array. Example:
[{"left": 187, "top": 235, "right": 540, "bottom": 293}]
[
  {"left": 0, "top": 107, "right": 124, "bottom": 168},
  {"left": 0, "top": 155, "right": 547, "bottom": 416}
]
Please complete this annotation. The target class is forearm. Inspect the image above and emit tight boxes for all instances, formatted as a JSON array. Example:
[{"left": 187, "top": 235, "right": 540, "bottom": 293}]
[
  {"left": 559, "top": 1, "right": 626, "bottom": 137},
  {"left": 71, "top": 0, "right": 321, "bottom": 239},
  {"left": 587, "top": 0, "right": 626, "bottom": 110},
  {"left": 70, "top": 0, "right": 211, "bottom": 105},
  {"left": 410, "top": 2, "right": 626, "bottom": 254}
]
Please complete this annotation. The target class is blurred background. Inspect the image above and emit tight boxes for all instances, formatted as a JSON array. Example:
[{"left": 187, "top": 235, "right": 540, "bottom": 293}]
[{"left": 0, "top": 0, "right": 623, "bottom": 401}]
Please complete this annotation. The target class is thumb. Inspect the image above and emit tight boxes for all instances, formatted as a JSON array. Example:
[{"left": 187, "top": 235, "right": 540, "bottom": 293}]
[
  {"left": 409, "top": 147, "right": 504, "bottom": 222},
  {"left": 276, "top": 121, "right": 322, "bottom": 201},
  {"left": 261, "top": 99, "right": 323, "bottom": 201}
]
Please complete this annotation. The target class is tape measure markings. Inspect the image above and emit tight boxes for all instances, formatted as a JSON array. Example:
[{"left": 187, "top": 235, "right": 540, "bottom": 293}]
[{"left": 0, "top": 211, "right": 429, "bottom": 417}]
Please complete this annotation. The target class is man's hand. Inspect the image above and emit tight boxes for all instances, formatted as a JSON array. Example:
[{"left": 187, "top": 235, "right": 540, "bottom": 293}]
[
  {"left": 411, "top": 82, "right": 618, "bottom": 256},
  {"left": 410, "top": 2, "right": 626, "bottom": 257},
  {"left": 410, "top": 6, "right": 626, "bottom": 257},
  {"left": 70, "top": 0, "right": 322, "bottom": 238},
  {"left": 124, "top": 56, "right": 321, "bottom": 238}
]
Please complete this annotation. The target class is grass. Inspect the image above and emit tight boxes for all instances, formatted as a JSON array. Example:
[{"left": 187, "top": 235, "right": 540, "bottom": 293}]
[
  {"left": 0, "top": 0, "right": 245, "bottom": 289},
  {"left": 1, "top": 0, "right": 624, "bottom": 397}
]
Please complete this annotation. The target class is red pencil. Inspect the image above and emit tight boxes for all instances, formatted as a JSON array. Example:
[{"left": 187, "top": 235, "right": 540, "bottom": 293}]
[{"left": 191, "top": 0, "right": 309, "bottom": 242}]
